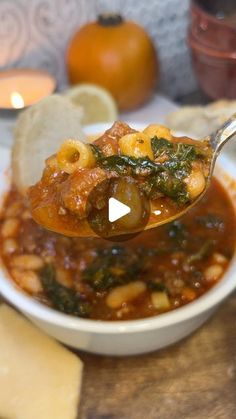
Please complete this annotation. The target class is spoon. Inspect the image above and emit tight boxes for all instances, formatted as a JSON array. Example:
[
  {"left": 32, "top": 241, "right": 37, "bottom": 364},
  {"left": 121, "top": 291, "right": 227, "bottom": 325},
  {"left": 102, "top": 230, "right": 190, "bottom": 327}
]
[
  {"left": 30, "top": 114, "right": 236, "bottom": 238},
  {"left": 144, "top": 112, "right": 236, "bottom": 232}
]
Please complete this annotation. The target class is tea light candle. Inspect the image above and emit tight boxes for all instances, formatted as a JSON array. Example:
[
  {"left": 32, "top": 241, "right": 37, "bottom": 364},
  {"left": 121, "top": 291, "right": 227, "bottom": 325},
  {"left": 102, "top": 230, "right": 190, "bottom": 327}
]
[{"left": 0, "top": 69, "right": 56, "bottom": 110}]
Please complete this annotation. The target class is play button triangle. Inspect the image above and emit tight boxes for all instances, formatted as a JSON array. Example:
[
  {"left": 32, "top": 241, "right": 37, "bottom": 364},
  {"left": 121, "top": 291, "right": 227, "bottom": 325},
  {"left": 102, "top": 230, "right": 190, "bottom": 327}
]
[{"left": 108, "top": 197, "right": 131, "bottom": 223}]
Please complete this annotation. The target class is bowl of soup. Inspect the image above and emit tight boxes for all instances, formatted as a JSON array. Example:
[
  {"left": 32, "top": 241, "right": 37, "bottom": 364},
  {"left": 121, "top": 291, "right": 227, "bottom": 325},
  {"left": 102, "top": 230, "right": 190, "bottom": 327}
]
[{"left": 0, "top": 123, "right": 236, "bottom": 355}]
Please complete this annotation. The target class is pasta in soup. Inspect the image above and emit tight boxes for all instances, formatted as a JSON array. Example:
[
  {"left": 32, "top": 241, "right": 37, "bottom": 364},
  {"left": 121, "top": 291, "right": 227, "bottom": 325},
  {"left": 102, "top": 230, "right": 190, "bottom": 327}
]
[
  {"left": 0, "top": 177, "right": 235, "bottom": 320},
  {"left": 28, "top": 121, "right": 212, "bottom": 238}
]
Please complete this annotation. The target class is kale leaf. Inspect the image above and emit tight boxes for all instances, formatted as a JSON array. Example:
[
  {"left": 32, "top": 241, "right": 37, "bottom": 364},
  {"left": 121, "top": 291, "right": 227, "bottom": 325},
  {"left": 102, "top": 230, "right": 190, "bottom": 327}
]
[
  {"left": 151, "top": 137, "right": 174, "bottom": 157},
  {"left": 142, "top": 171, "right": 190, "bottom": 204},
  {"left": 83, "top": 246, "right": 146, "bottom": 291},
  {"left": 90, "top": 136, "right": 207, "bottom": 205},
  {"left": 40, "top": 265, "right": 91, "bottom": 317},
  {"left": 97, "top": 154, "right": 164, "bottom": 177},
  {"left": 151, "top": 136, "right": 205, "bottom": 162}
]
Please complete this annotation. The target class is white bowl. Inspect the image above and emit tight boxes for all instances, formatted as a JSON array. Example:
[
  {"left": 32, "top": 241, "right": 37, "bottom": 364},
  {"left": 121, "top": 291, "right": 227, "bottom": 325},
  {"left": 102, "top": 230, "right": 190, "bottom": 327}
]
[{"left": 0, "top": 123, "right": 236, "bottom": 356}]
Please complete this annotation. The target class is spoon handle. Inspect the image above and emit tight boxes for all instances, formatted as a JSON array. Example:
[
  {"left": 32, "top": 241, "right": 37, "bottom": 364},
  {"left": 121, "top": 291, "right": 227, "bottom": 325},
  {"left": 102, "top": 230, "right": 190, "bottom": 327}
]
[{"left": 209, "top": 112, "right": 236, "bottom": 154}]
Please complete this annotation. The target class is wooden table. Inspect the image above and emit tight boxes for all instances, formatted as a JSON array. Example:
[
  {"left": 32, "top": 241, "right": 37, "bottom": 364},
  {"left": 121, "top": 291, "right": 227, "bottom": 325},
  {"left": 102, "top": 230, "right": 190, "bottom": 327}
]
[{"left": 78, "top": 292, "right": 236, "bottom": 419}]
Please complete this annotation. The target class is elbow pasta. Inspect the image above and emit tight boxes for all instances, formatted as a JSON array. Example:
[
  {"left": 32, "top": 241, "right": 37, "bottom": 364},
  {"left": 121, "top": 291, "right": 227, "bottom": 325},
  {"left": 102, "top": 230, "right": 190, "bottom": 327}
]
[
  {"left": 143, "top": 124, "right": 173, "bottom": 141},
  {"left": 57, "top": 139, "right": 95, "bottom": 174},
  {"left": 118, "top": 133, "right": 154, "bottom": 159}
]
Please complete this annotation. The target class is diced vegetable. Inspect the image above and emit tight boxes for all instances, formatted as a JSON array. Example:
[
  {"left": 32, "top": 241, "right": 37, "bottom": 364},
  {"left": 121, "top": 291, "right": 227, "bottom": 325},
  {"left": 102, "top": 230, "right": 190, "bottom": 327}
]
[{"left": 151, "top": 292, "right": 171, "bottom": 310}]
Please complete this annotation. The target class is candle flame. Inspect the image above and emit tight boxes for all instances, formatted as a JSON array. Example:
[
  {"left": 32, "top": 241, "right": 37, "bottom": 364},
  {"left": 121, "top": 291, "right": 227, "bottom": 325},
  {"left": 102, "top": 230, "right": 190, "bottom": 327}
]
[{"left": 10, "top": 91, "right": 25, "bottom": 109}]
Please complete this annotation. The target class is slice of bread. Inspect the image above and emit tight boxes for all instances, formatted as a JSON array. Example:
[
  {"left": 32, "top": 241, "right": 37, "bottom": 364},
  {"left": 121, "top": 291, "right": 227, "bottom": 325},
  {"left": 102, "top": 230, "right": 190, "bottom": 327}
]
[
  {"left": 12, "top": 94, "right": 86, "bottom": 194},
  {"left": 166, "top": 100, "right": 236, "bottom": 139}
]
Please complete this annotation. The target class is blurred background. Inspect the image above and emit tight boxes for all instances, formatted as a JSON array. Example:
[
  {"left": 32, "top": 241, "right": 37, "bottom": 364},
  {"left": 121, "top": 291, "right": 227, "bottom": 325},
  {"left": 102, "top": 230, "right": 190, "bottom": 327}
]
[
  {"left": 0, "top": 0, "right": 196, "bottom": 99},
  {"left": 1, "top": 0, "right": 236, "bottom": 145}
]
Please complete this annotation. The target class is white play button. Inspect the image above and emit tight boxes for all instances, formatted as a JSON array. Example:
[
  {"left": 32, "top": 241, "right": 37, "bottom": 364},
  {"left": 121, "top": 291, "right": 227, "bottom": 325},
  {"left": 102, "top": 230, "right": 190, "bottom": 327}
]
[
  {"left": 86, "top": 177, "right": 150, "bottom": 240},
  {"left": 108, "top": 197, "right": 131, "bottom": 222}
]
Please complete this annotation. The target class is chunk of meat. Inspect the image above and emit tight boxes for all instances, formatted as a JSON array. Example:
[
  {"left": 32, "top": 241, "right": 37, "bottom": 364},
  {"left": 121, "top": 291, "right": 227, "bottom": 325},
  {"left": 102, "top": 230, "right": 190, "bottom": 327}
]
[
  {"left": 94, "top": 121, "right": 137, "bottom": 156},
  {"left": 60, "top": 167, "right": 113, "bottom": 218}
]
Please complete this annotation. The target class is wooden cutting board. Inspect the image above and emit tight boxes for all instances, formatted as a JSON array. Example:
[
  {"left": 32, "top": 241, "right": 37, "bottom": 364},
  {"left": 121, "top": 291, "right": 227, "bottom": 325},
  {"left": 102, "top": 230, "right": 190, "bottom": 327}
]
[
  {"left": 78, "top": 292, "right": 236, "bottom": 419},
  {"left": 0, "top": 292, "right": 235, "bottom": 419}
]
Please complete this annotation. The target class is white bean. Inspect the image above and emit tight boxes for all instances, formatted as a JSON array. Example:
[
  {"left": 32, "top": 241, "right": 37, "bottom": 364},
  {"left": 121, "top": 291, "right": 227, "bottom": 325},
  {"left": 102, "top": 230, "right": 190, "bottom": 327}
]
[
  {"left": 11, "top": 269, "right": 42, "bottom": 293},
  {"left": 204, "top": 264, "right": 223, "bottom": 282},
  {"left": 213, "top": 253, "right": 227, "bottom": 264},
  {"left": 106, "top": 281, "right": 146, "bottom": 309},
  {"left": 3, "top": 239, "right": 18, "bottom": 255},
  {"left": 185, "top": 169, "right": 206, "bottom": 200},
  {"left": 11, "top": 254, "right": 44, "bottom": 270},
  {"left": 1, "top": 218, "right": 20, "bottom": 238}
]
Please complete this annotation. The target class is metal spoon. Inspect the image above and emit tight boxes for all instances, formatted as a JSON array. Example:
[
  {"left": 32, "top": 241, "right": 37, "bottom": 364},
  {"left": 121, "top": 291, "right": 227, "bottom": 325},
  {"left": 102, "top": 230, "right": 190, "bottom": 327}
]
[{"left": 145, "top": 112, "right": 236, "bottom": 232}]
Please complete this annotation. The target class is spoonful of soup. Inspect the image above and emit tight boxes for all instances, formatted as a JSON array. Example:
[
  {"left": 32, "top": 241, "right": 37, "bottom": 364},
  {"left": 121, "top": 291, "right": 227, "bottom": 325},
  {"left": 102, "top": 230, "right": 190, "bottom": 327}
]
[{"left": 28, "top": 118, "right": 236, "bottom": 238}]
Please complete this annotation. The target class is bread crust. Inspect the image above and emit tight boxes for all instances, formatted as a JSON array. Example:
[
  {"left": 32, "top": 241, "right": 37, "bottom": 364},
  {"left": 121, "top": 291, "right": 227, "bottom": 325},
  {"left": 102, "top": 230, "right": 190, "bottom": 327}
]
[{"left": 12, "top": 95, "right": 85, "bottom": 194}]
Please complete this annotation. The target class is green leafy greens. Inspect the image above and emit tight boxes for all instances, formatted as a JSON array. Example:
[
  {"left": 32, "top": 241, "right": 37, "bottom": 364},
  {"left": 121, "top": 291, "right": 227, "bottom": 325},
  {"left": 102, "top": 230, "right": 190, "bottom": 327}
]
[
  {"left": 40, "top": 265, "right": 91, "bottom": 317},
  {"left": 151, "top": 137, "right": 174, "bottom": 157},
  {"left": 90, "top": 136, "right": 207, "bottom": 205},
  {"left": 82, "top": 245, "right": 146, "bottom": 291}
]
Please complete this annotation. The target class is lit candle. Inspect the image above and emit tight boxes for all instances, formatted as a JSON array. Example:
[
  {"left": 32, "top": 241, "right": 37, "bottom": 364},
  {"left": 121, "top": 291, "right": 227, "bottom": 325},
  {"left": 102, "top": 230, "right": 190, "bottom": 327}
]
[
  {"left": 0, "top": 69, "right": 56, "bottom": 110},
  {"left": 10, "top": 92, "right": 25, "bottom": 109}
]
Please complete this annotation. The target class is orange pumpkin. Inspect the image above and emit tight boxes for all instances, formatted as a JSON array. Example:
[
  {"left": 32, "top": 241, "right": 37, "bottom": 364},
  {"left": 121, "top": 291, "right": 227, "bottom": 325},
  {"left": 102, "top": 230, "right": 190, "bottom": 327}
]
[{"left": 66, "top": 14, "right": 159, "bottom": 111}]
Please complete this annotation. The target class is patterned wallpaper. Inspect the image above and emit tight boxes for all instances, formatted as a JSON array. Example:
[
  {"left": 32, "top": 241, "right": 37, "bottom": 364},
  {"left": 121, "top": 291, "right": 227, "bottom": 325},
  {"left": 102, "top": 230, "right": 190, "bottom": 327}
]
[{"left": 0, "top": 0, "right": 197, "bottom": 98}]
